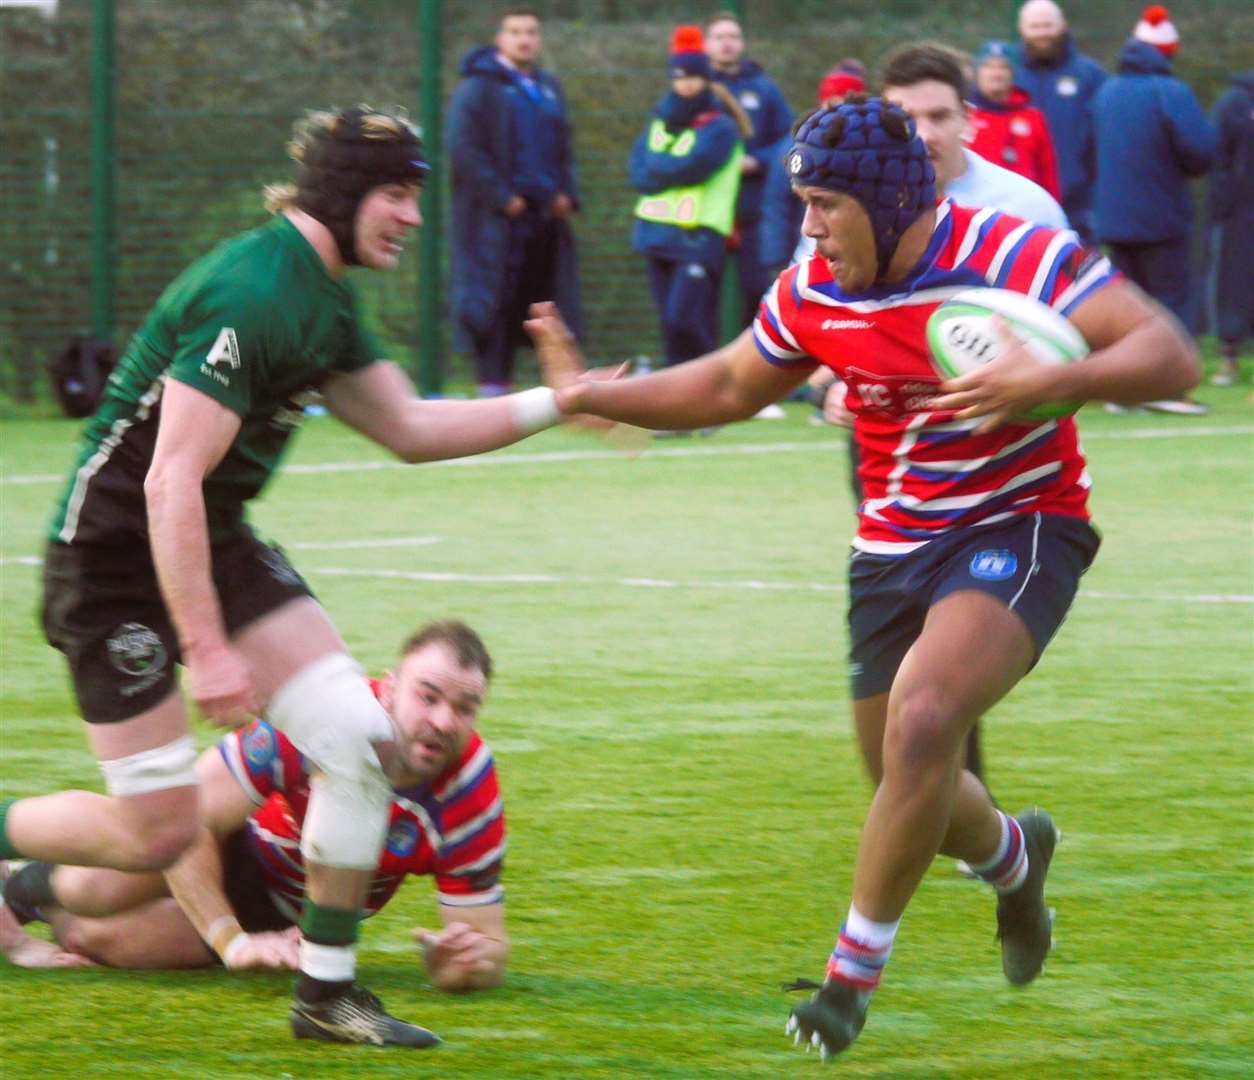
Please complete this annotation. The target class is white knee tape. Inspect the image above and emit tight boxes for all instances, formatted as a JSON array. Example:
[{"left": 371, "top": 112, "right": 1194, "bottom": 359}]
[
  {"left": 265, "top": 653, "right": 393, "bottom": 783},
  {"left": 300, "top": 770, "right": 392, "bottom": 870},
  {"left": 266, "top": 653, "right": 394, "bottom": 870},
  {"left": 99, "top": 735, "right": 198, "bottom": 797}
]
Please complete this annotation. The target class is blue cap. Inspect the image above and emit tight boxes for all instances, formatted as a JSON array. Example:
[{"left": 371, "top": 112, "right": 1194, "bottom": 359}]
[
  {"left": 786, "top": 97, "right": 936, "bottom": 277},
  {"left": 974, "top": 40, "right": 1014, "bottom": 66}
]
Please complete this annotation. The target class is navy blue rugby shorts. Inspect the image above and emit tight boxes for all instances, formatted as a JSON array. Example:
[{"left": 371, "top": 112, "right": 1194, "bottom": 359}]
[{"left": 847, "top": 511, "right": 1101, "bottom": 700}]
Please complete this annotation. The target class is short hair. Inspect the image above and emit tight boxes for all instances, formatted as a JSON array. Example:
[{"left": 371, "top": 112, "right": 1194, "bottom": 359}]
[
  {"left": 500, "top": 6, "right": 540, "bottom": 25},
  {"left": 703, "top": 9, "right": 741, "bottom": 31},
  {"left": 401, "top": 620, "right": 494, "bottom": 681},
  {"left": 878, "top": 41, "right": 968, "bottom": 103}
]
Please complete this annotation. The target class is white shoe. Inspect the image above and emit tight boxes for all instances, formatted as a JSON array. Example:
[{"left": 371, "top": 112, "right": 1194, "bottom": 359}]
[
  {"left": 1143, "top": 399, "right": 1210, "bottom": 416},
  {"left": 753, "top": 403, "right": 787, "bottom": 420}
]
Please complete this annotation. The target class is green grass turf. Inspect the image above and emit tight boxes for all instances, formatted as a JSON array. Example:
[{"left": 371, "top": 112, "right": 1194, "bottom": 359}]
[{"left": 1, "top": 387, "right": 1251, "bottom": 1078}]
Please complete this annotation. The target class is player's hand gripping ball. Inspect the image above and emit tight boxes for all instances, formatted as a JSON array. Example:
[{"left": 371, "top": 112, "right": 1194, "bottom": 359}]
[{"left": 926, "top": 288, "right": 1088, "bottom": 420}]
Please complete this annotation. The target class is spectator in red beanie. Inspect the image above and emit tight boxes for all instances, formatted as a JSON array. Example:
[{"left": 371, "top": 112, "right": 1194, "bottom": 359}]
[
  {"left": 1133, "top": 4, "right": 1179, "bottom": 57},
  {"left": 816, "top": 60, "right": 866, "bottom": 107}
]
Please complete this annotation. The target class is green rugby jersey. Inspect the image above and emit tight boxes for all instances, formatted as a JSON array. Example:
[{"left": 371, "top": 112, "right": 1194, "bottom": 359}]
[{"left": 51, "top": 215, "right": 383, "bottom": 545}]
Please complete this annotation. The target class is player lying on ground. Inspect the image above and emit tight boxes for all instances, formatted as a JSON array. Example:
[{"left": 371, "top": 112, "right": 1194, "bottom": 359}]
[
  {"left": 0, "top": 105, "right": 567, "bottom": 1048},
  {"left": 526, "top": 95, "right": 1197, "bottom": 1061},
  {"left": 2, "top": 621, "right": 507, "bottom": 992}
]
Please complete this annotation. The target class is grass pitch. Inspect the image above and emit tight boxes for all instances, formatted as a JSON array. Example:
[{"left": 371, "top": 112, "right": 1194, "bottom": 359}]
[{"left": 1, "top": 389, "right": 1251, "bottom": 1078}]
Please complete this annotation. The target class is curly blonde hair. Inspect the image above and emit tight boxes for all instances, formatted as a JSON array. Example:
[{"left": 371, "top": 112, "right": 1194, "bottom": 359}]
[{"left": 263, "top": 105, "right": 423, "bottom": 214}]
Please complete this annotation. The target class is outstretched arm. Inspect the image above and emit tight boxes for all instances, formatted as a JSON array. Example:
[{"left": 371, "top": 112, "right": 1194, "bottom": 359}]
[
  {"left": 323, "top": 361, "right": 566, "bottom": 463},
  {"left": 526, "top": 303, "right": 813, "bottom": 430}
]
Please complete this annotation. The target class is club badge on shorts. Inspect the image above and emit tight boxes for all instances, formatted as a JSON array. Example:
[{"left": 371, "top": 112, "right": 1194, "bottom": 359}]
[
  {"left": 106, "top": 622, "right": 167, "bottom": 677},
  {"left": 106, "top": 622, "right": 169, "bottom": 696},
  {"left": 970, "top": 549, "right": 1018, "bottom": 581}
]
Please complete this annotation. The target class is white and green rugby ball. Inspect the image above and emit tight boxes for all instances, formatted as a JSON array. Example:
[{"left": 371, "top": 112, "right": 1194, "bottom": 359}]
[{"left": 926, "top": 287, "right": 1088, "bottom": 420}]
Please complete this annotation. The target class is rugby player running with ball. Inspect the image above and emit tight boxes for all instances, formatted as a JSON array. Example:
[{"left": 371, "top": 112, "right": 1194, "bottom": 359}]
[{"left": 525, "top": 95, "right": 1197, "bottom": 1060}]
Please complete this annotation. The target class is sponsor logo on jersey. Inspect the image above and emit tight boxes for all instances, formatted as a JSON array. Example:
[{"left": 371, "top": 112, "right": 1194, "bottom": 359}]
[
  {"left": 970, "top": 549, "right": 1019, "bottom": 581},
  {"left": 386, "top": 818, "right": 419, "bottom": 857},
  {"left": 244, "top": 724, "right": 276, "bottom": 767},
  {"left": 739, "top": 90, "right": 760, "bottom": 110},
  {"left": 106, "top": 622, "right": 169, "bottom": 695},
  {"left": 821, "top": 318, "right": 874, "bottom": 330},
  {"left": 1056, "top": 75, "right": 1079, "bottom": 97}
]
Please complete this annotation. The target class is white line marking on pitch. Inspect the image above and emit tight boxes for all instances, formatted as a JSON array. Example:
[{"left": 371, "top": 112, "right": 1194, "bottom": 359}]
[
  {"left": 3, "top": 425, "right": 1249, "bottom": 485},
  {"left": 285, "top": 536, "right": 441, "bottom": 551},
  {"left": 311, "top": 566, "right": 1253, "bottom": 604},
  {"left": 2, "top": 557, "right": 1248, "bottom": 603}
]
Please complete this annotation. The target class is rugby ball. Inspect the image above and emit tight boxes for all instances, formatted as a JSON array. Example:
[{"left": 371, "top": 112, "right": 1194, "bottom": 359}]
[{"left": 926, "top": 287, "right": 1088, "bottom": 420}]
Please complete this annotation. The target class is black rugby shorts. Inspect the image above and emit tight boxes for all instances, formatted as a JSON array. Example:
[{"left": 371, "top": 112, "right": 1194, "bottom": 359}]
[
  {"left": 847, "top": 511, "right": 1100, "bottom": 700},
  {"left": 41, "top": 528, "right": 314, "bottom": 724}
]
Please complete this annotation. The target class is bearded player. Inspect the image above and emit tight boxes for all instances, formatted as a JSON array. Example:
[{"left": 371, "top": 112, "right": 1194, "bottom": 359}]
[
  {"left": 525, "top": 95, "right": 1197, "bottom": 1059},
  {"left": 2, "top": 621, "right": 506, "bottom": 995}
]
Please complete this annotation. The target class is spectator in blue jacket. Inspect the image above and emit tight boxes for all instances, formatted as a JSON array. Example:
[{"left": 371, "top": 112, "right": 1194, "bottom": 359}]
[
  {"left": 1091, "top": 9, "right": 1215, "bottom": 415},
  {"left": 1208, "top": 70, "right": 1254, "bottom": 385},
  {"left": 1091, "top": 27, "right": 1215, "bottom": 320},
  {"left": 760, "top": 61, "right": 866, "bottom": 277},
  {"left": 630, "top": 26, "right": 751, "bottom": 371},
  {"left": 704, "top": 11, "right": 794, "bottom": 326},
  {"left": 1012, "top": 0, "right": 1106, "bottom": 242},
  {"left": 448, "top": 8, "right": 583, "bottom": 396}
]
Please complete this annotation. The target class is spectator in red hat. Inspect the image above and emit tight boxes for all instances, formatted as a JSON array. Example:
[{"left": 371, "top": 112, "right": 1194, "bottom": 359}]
[
  {"left": 1133, "top": 4, "right": 1179, "bottom": 56},
  {"left": 967, "top": 41, "right": 1061, "bottom": 201}
]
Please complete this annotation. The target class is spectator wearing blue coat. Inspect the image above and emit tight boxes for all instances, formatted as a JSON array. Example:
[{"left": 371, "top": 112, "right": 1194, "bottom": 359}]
[
  {"left": 1090, "top": 31, "right": 1215, "bottom": 335},
  {"left": 447, "top": 10, "right": 582, "bottom": 396},
  {"left": 1012, "top": 0, "right": 1106, "bottom": 242},
  {"left": 631, "top": 27, "right": 751, "bottom": 370},
  {"left": 1208, "top": 70, "right": 1254, "bottom": 385},
  {"left": 705, "top": 12, "right": 794, "bottom": 326}
]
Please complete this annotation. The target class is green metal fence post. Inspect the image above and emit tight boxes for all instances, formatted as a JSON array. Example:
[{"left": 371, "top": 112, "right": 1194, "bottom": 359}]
[
  {"left": 91, "top": 0, "right": 115, "bottom": 343},
  {"left": 417, "top": 0, "right": 444, "bottom": 396}
]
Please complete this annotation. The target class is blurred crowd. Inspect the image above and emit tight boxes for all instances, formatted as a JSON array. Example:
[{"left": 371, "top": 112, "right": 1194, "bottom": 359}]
[{"left": 445, "top": 3, "right": 1253, "bottom": 404}]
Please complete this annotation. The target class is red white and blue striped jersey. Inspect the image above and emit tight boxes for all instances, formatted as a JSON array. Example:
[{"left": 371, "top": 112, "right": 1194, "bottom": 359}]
[
  {"left": 219, "top": 697, "right": 505, "bottom": 921},
  {"left": 753, "top": 199, "right": 1118, "bottom": 555}
]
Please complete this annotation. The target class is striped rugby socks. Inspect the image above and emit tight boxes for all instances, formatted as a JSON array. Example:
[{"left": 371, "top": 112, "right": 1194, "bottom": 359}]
[
  {"left": 970, "top": 810, "right": 1029, "bottom": 893},
  {"left": 826, "top": 905, "right": 901, "bottom": 991}
]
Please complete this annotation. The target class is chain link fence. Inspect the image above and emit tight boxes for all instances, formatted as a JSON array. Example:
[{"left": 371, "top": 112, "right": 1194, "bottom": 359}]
[{"left": 2, "top": 0, "right": 1249, "bottom": 404}]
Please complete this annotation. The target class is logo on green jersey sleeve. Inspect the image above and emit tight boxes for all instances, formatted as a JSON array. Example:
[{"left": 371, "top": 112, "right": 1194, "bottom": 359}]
[
  {"left": 203, "top": 327, "right": 241, "bottom": 387},
  {"left": 206, "top": 327, "right": 241, "bottom": 369}
]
